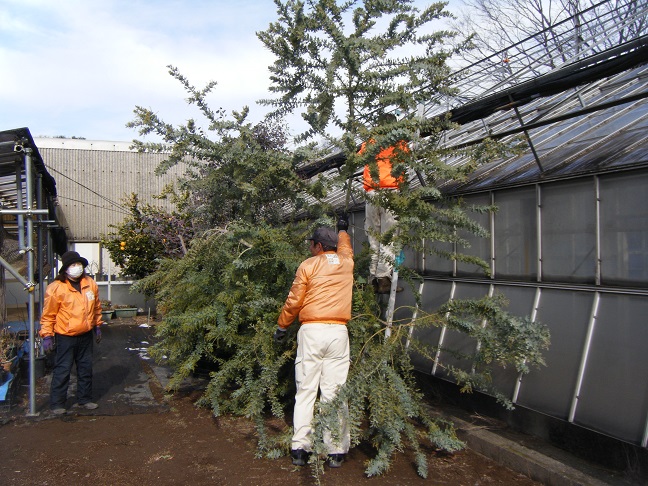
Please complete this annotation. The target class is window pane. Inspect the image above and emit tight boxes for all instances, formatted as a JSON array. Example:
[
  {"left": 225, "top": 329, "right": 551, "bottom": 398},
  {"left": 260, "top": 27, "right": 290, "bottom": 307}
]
[
  {"left": 486, "top": 285, "right": 537, "bottom": 398},
  {"left": 494, "top": 187, "right": 537, "bottom": 279},
  {"left": 435, "top": 283, "right": 491, "bottom": 379},
  {"left": 456, "top": 194, "right": 492, "bottom": 277},
  {"left": 425, "top": 240, "right": 454, "bottom": 275},
  {"left": 575, "top": 294, "right": 648, "bottom": 443},
  {"left": 409, "top": 280, "right": 454, "bottom": 373},
  {"left": 600, "top": 171, "right": 648, "bottom": 286},
  {"left": 517, "top": 289, "right": 593, "bottom": 418},
  {"left": 541, "top": 180, "right": 596, "bottom": 283}
]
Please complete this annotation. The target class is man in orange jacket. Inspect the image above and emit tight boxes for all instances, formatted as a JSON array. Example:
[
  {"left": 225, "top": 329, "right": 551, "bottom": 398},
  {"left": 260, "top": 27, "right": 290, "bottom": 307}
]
[
  {"left": 274, "top": 220, "right": 353, "bottom": 468},
  {"left": 361, "top": 114, "right": 409, "bottom": 294},
  {"left": 40, "top": 251, "right": 103, "bottom": 415}
]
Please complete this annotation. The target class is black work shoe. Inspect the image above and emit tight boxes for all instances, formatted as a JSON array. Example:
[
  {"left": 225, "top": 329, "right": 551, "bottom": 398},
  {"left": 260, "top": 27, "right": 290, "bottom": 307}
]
[
  {"left": 328, "top": 453, "right": 345, "bottom": 468},
  {"left": 291, "top": 448, "right": 309, "bottom": 466}
]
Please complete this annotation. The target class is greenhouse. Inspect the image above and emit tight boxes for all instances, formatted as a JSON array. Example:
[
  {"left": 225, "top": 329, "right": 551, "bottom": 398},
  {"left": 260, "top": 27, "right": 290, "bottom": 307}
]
[
  {"left": 296, "top": 0, "right": 648, "bottom": 463},
  {"left": 0, "top": 0, "right": 646, "bottom": 478}
]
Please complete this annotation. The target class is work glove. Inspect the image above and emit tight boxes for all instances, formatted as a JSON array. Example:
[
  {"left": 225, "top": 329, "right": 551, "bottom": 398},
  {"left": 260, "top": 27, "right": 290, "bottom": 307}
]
[
  {"left": 95, "top": 327, "right": 102, "bottom": 344},
  {"left": 42, "top": 336, "right": 54, "bottom": 353},
  {"left": 336, "top": 213, "right": 349, "bottom": 232},
  {"left": 273, "top": 327, "right": 287, "bottom": 344}
]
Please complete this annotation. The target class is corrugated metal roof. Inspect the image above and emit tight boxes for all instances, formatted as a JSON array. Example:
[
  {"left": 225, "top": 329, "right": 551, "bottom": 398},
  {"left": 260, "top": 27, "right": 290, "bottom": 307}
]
[{"left": 39, "top": 142, "right": 188, "bottom": 242}]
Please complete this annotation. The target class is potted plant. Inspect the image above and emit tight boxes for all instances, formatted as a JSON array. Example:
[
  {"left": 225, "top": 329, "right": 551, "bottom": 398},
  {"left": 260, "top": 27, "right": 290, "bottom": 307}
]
[
  {"left": 100, "top": 300, "right": 114, "bottom": 322},
  {"left": 113, "top": 304, "right": 138, "bottom": 318}
]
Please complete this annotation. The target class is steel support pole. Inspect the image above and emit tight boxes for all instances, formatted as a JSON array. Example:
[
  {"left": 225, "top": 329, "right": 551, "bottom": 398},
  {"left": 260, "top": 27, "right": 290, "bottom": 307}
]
[
  {"left": 512, "top": 286, "right": 542, "bottom": 404},
  {"left": 24, "top": 148, "right": 38, "bottom": 416},
  {"left": 405, "top": 280, "right": 425, "bottom": 351},
  {"left": 537, "top": 184, "right": 543, "bottom": 282},
  {"left": 490, "top": 191, "right": 496, "bottom": 278},
  {"left": 36, "top": 174, "right": 44, "bottom": 316},
  {"left": 569, "top": 292, "right": 600, "bottom": 423},
  {"left": 14, "top": 162, "right": 24, "bottom": 249},
  {"left": 432, "top": 281, "right": 457, "bottom": 375},
  {"left": 472, "top": 284, "right": 495, "bottom": 375},
  {"left": 594, "top": 176, "right": 602, "bottom": 286}
]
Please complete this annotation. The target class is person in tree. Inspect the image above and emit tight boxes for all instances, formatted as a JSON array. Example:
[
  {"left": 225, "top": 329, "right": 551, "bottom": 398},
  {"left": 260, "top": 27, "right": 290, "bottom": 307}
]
[
  {"left": 361, "top": 113, "right": 409, "bottom": 294},
  {"left": 273, "top": 219, "right": 353, "bottom": 468},
  {"left": 40, "top": 251, "right": 103, "bottom": 415}
]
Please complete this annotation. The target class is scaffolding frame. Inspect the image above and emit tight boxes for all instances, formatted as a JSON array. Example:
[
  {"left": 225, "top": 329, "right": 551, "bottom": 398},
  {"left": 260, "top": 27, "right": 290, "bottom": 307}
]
[{"left": 0, "top": 128, "right": 66, "bottom": 416}]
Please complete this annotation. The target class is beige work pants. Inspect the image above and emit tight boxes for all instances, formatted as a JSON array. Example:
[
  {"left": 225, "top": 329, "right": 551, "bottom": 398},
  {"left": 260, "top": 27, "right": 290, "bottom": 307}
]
[{"left": 292, "top": 323, "right": 350, "bottom": 454}]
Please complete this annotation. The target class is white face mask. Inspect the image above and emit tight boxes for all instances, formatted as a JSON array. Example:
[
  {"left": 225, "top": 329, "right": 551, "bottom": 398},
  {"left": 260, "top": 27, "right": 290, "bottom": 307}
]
[{"left": 66, "top": 263, "right": 84, "bottom": 279}]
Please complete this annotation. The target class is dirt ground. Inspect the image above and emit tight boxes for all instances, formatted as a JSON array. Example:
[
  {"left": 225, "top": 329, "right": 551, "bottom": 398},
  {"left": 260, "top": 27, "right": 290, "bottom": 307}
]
[{"left": 0, "top": 320, "right": 541, "bottom": 486}]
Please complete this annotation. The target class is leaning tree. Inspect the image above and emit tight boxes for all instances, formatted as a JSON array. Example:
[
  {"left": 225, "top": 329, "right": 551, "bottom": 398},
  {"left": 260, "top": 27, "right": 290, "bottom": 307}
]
[{"left": 130, "top": 0, "right": 549, "bottom": 479}]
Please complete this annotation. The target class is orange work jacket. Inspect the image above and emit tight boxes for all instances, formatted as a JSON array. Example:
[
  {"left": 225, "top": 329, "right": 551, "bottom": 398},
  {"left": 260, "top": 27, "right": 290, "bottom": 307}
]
[
  {"left": 40, "top": 276, "right": 102, "bottom": 337},
  {"left": 278, "top": 231, "right": 354, "bottom": 329}
]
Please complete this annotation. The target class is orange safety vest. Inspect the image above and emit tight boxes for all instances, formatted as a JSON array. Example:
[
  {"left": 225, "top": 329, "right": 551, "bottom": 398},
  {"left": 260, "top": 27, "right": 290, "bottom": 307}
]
[{"left": 361, "top": 139, "right": 409, "bottom": 191}]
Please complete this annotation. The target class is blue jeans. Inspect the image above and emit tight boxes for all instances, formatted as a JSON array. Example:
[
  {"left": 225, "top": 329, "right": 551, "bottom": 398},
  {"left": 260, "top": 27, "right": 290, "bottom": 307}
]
[{"left": 50, "top": 331, "right": 94, "bottom": 409}]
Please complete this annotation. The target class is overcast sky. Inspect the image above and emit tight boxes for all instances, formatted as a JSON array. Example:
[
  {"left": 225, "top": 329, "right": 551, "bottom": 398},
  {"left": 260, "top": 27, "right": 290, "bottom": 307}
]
[{"left": 0, "top": 0, "right": 456, "bottom": 143}]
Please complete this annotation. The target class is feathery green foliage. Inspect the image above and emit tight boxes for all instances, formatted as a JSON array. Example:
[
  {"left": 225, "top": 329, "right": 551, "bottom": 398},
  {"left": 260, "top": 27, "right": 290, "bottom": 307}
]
[{"left": 127, "top": 0, "right": 550, "bottom": 479}]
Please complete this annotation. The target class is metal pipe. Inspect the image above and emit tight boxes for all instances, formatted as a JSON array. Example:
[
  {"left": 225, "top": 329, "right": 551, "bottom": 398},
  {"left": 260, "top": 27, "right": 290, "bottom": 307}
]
[
  {"left": 420, "top": 274, "right": 648, "bottom": 297},
  {"left": 15, "top": 162, "right": 24, "bottom": 249},
  {"left": 512, "top": 287, "right": 542, "bottom": 404},
  {"left": 513, "top": 104, "right": 543, "bottom": 172},
  {"left": 36, "top": 174, "right": 45, "bottom": 316},
  {"left": 569, "top": 291, "right": 600, "bottom": 422},
  {"left": 0, "top": 255, "right": 32, "bottom": 288},
  {"left": 472, "top": 284, "right": 495, "bottom": 375},
  {"left": 420, "top": 238, "right": 425, "bottom": 274},
  {"left": 490, "top": 191, "right": 496, "bottom": 278},
  {"left": 594, "top": 176, "right": 602, "bottom": 286},
  {"left": 24, "top": 148, "right": 37, "bottom": 416},
  {"left": 432, "top": 281, "right": 457, "bottom": 375},
  {"left": 405, "top": 280, "right": 425, "bottom": 351},
  {"left": 0, "top": 209, "right": 48, "bottom": 215},
  {"left": 537, "top": 184, "right": 542, "bottom": 282}
]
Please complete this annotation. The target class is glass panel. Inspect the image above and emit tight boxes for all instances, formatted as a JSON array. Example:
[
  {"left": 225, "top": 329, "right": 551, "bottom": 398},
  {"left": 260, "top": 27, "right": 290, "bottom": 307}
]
[
  {"left": 600, "top": 171, "right": 648, "bottom": 286},
  {"left": 516, "top": 289, "right": 593, "bottom": 419},
  {"left": 435, "top": 283, "right": 491, "bottom": 380},
  {"left": 351, "top": 210, "right": 368, "bottom": 249},
  {"left": 424, "top": 240, "right": 454, "bottom": 275},
  {"left": 393, "top": 284, "right": 418, "bottom": 323},
  {"left": 541, "top": 180, "right": 596, "bottom": 283},
  {"left": 456, "top": 194, "right": 492, "bottom": 277},
  {"left": 575, "top": 294, "right": 648, "bottom": 444},
  {"left": 402, "top": 246, "right": 420, "bottom": 273},
  {"left": 483, "top": 285, "right": 536, "bottom": 399},
  {"left": 494, "top": 187, "right": 537, "bottom": 279},
  {"left": 409, "top": 280, "right": 453, "bottom": 372}
]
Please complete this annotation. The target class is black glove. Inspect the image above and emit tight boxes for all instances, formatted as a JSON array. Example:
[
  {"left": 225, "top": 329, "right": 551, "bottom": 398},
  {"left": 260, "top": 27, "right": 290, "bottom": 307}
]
[
  {"left": 95, "top": 327, "right": 102, "bottom": 344},
  {"left": 336, "top": 213, "right": 349, "bottom": 232},
  {"left": 273, "top": 327, "right": 287, "bottom": 344}
]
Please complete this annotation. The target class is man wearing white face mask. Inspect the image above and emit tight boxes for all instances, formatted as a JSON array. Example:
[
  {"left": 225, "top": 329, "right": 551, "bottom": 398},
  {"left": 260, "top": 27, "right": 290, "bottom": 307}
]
[{"left": 40, "top": 251, "right": 103, "bottom": 415}]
